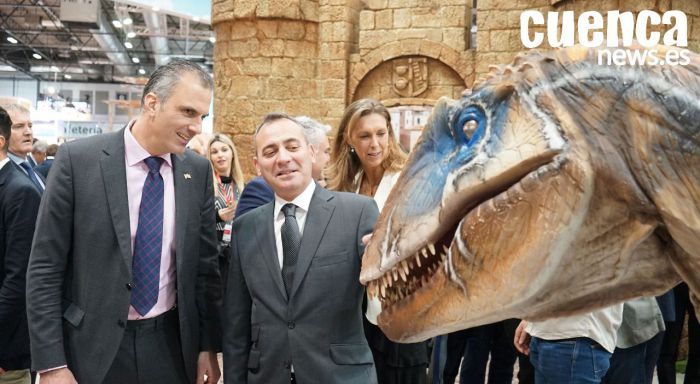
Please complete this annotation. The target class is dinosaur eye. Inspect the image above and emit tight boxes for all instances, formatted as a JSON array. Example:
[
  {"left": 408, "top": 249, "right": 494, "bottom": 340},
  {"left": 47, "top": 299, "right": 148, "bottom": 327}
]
[
  {"left": 453, "top": 105, "right": 486, "bottom": 146},
  {"left": 463, "top": 120, "right": 478, "bottom": 140}
]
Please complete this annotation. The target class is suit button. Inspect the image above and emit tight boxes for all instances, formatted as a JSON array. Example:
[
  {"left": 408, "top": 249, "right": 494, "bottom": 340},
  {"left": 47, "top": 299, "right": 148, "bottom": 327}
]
[
  {"left": 287, "top": 321, "right": 295, "bottom": 329},
  {"left": 117, "top": 320, "right": 125, "bottom": 328},
  {"left": 125, "top": 283, "right": 133, "bottom": 290}
]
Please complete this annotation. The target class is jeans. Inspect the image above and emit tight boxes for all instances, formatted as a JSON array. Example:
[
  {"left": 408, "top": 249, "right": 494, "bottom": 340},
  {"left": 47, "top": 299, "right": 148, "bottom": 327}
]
[{"left": 530, "top": 337, "right": 612, "bottom": 384}]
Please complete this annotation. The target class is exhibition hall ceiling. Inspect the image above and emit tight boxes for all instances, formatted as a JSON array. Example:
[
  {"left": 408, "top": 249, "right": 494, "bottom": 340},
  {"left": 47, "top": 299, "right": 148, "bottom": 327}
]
[{"left": 0, "top": 0, "right": 214, "bottom": 83}]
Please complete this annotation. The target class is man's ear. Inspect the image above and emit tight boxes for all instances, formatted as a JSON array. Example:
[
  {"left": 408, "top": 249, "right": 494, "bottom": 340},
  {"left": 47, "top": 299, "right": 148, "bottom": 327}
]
[
  {"left": 308, "top": 143, "right": 317, "bottom": 164},
  {"left": 253, "top": 155, "right": 261, "bottom": 176},
  {"left": 143, "top": 92, "right": 159, "bottom": 115}
]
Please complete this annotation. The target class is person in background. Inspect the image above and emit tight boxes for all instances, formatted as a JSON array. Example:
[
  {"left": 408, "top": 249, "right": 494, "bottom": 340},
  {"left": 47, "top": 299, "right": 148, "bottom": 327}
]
[
  {"left": 26, "top": 59, "right": 221, "bottom": 384},
  {"left": 442, "top": 319, "right": 519, "bottom": 384},
  {"left": 326, "top": 98, "right": 428, "bottom": 384},
  {"left": 296, "top": 116, "right": 331, "bottom": 187},
  {"left": 0, "top": 103, "right": 44, "bottom": 192},
  {"left": 0, "top": 106, "right": 42, "bottom": 384},
  {"left": 34, "top": 144, "right": 58, "bottom": 179},
  {"left": 31, "top": 140, "right": 47, "bottom": 166},
  {"left": 602, "top": 297, "right": 665, "bottom": 384},
  {"left": 207, "top": 133, "right": 245, "bottom": 291},
  {"left": 657, "top": 283, "right": 699, "bottom": 384},
  {"left": 234, "top": 115, "right": 332, "bottom": 218}
]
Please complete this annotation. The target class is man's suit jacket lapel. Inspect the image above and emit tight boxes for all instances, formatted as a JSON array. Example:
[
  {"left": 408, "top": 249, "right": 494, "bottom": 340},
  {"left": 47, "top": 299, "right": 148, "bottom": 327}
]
[
  {"left": 99, "top": 129, "right": 132, "bottom": 272},
  {"left": 254, "top": 203, "right": 288, "bottom": 300},
  {"left": 289, "top": 187, "right": 335, "bottom": 299},
  {"left": 172, "top": 153, "right": 191, "bottom": 274}
]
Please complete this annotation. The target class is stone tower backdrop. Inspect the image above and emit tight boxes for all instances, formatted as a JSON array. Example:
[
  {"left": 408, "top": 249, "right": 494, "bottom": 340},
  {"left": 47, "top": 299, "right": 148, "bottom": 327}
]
[{"left": 212, "top": 0, "right": 700, "bottom": 177}]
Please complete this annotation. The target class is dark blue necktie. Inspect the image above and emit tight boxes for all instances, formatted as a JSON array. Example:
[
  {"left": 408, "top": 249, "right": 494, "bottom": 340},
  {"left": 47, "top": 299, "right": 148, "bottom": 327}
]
[
  {"left": 281, "top": 203, "right": 300, "bottom": 296},
  {"left": 20, "top": 161, "right": 43, "bottom": 192},
  {"left": 131, "top": 157, "right": 165, "bottom": 316}
]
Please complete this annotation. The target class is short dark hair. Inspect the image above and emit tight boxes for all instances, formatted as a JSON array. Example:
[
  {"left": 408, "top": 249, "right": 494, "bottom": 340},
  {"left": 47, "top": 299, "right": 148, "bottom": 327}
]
[
  {"left": 254, "top": 112, "right": 308, "bottom": 154},
  {"left": 254, "top": 112, "right": 304, "bottom": 135},
  {"left": 0, "top": 106, "right": 11, "bottom": 151},
  {"left": 141, "top": 59, "right": 213, "bottom": 107}
]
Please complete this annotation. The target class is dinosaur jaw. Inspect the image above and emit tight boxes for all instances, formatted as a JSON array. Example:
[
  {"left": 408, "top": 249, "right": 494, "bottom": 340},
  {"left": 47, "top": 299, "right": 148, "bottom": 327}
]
[{"left": 362, "top": 153, "right": 567, "bottom": 342}]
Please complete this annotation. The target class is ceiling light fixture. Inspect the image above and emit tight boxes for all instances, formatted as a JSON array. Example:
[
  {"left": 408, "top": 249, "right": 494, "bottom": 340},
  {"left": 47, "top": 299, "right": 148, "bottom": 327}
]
[
  {"left": 209, "top": 36, "right": 216, "bottom": 43},
  {"left": 65, "top": 74, "right": 72, "bottom": 79},
  {"left": 7, "top": 36, "right": 18, "bottom": 44},
  {"left": 127, "top": 31, "right": 136, "bottom": 38},
  {"left": 50, "top": 65, "right": 59, "bottom": 72},
  {"left": 132, "top": 57, "right": 140, "bottom": 63},
  {"left": 124, "top": 41, "right": 133, "bottom": 49},
  {"left": 123, "top": 17, "right": 133, "bottom": 25},
  {"left": 112, "top": 20, "right": 123, "bottom": 28},
  {"left": 138, "top": 68, "right": 146, "bottom": 75},
  {"left": 32, "top": 53, "right": 42, "bottom": 59}
]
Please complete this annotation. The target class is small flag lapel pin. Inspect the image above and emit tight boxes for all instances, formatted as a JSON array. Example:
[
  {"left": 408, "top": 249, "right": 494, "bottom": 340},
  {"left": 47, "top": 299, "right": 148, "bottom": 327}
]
[{"left": 184, "top": 173, "right": 192, "bottom": 179}]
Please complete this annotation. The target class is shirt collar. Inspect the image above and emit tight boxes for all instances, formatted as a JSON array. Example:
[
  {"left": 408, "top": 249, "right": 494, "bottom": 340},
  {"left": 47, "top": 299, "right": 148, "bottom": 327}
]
[
  {"left": 124, "top": 120, "right": 172, "bottom": 167},
  {"left": 274, "top": 180, "right": 316, "bottom": 217},
  {"left": 0, "top": 157, "right": 9, "bottom": 171},
  {"left": 7, "top": 151, "right": 26, "bottom": 165}
]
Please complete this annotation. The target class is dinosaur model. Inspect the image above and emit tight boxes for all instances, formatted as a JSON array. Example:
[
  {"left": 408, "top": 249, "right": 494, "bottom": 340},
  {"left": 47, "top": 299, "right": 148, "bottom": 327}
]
[{"left": 360, "top": 45, "right": 700, "bottom": 342}]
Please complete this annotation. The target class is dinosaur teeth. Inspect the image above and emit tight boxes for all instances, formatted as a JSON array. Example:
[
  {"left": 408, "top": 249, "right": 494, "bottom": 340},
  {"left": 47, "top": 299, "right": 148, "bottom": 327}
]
[
  {"left": 428, "top": 243, "right": 436, "bottom": 255},
  {"left": 415, "top": 254, "right": 422, "bottom": 267},
  {"left": 421, "top": 248, "right": 428, "bottom": 258},
  {"left": 380, "top": 282, "right": 386, "bottom": 298},
  {"left": 402, "top": 261, "right": 409, "bottom": 275},
  {"left": 399, "top": 267, "right": 407, "bottom": 282},
  {"left": 392, "top": 269, "right": 398, "bottom": 282},
  {"left": 443, "top": 245, "right": 449, "bottom": 254}
]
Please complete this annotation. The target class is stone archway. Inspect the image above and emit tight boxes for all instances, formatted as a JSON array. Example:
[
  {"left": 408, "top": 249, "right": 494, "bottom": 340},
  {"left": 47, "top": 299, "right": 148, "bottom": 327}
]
[{"left": 348, "top": 39, "right": 475, "bottom": 103}]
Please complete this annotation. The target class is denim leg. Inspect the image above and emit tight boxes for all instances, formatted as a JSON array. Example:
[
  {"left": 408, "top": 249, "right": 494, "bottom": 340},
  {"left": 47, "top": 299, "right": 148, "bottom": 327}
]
[{"left": 530, "top": 337, "right": 612, "bottom": 384}]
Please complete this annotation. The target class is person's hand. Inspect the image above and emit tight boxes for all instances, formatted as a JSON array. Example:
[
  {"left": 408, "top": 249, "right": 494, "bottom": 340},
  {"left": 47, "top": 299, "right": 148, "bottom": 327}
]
[
  {"left": 218, "top": 205, "right": 236, "bottom": 222},
  {"left": 362, "top": 234, "right": 373, "bottom": 246},
  {"left": 39, "top": 367, "right": 78, "bottom": 384},
  {"left": 196, "top": 351, "right": 220, "bottom": 384},
  {"left": 514, "top": 320, "right": 531, "bottom": 355}
]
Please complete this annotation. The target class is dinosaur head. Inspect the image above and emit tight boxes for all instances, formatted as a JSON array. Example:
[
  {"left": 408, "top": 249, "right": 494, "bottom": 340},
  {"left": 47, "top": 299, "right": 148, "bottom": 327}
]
[{"left": 360, "top": 47, "right": 697, "bottom": 342}]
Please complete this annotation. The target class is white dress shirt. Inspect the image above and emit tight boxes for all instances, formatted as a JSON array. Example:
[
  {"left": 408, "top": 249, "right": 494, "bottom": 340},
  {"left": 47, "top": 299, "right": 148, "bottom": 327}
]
[{"left": 273, "top": 180, "right": 316, "bottom": 269}]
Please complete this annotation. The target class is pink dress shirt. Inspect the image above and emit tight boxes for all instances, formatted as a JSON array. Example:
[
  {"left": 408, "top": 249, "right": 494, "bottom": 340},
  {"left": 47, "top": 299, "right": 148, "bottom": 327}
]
[{"left": 124, "top": 124, "right": 177, "bottom": 320}]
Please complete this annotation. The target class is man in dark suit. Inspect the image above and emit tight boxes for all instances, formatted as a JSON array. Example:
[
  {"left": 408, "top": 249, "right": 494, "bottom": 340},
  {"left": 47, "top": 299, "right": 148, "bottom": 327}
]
[
  {"left": 0, "top": 106, "right": 41, "bottom": 384},
  {"left": 26, "top": 60, "right": 222, "bottom": 384},
  {"left": 234, "top": 176, "right": 274, "bottom": 217},
  {"left": 234, "top": 116, "right": 331, "bottom": 218},
  {"left": 0, "top": 103, "right": 44, "bottom": 193},
  {"left": 33, "top": 143, "right": 57, "bottom": 179},
  {"left": 223, "top": 113, "right": 379, "bottom": 384}
]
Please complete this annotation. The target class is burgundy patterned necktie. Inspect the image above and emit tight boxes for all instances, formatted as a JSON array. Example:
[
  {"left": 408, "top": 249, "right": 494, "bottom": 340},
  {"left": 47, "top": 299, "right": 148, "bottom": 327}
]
[{"left": 131, "top": 156, "right": 164, "bottom": 315}]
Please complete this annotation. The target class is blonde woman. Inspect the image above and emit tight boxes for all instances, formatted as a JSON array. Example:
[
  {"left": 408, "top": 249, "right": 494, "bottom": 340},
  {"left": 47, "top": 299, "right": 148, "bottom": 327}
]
[
  {"left": 327, "top": 99, "right": 427, "bottom": 384},
  {"left": 207, "top": 134, "right": 244, "bottom": 289}
]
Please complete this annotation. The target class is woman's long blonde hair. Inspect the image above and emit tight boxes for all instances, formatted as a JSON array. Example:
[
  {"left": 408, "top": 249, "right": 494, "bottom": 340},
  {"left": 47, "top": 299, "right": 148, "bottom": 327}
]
[
  {"left": 207, "top": 133, "right": 245, "bottom": 190},
  {"left": 327, "top": 99, "right": 407, "bottom": 192}
]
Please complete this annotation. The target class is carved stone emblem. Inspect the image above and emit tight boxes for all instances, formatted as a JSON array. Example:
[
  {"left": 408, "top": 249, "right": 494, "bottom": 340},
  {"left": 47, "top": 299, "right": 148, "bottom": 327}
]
[{"left": 392, "top": 57, "right": 428, "bottom": 97}]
